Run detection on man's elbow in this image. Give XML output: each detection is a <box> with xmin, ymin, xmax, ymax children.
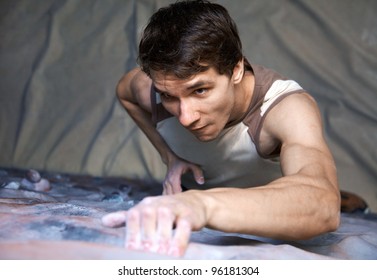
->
<box><xmin>324</xmin><ymin>207</ymin><xmax>341</xmax><ymax>233</ymax></box>
<box><xmin>298</xmin><ymin>191</ymin><xmax>341</xmax><ymax>240</ymax></box>
<box><xmin>326</xmin><ymin>197</ymin><xmax>341</xmax><ymax>233</ymax></box>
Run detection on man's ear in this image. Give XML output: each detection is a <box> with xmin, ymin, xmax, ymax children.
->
<box><xmin>232</xmin><ymin>59</ymin><xmax>244</xmax><ymax>84</ymax></box>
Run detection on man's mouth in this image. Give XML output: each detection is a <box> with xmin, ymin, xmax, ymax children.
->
<box><xmin>189</xmin><ymin>125</ymin><xmax>207</xmax><ymax>133</ymax></box>
<box><xmin>191</xmin><ymin>126</ymin><xmax>204</xmax><ymax>131</ymax></box>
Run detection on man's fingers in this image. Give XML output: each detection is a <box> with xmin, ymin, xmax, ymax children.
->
<box><xmin>140</xmin><ymin>206</ymin><xmax>158</xmax><ymax>251</ymax></box>
<box><xmin>157</xmin><ymin>207</ymin><xmax>174</xmax><ymax>254</ymax></box>
<box><xmin>163</xmin><ymin>180</ymin><xmax>174</xmax><ymax>195</ymax></box>
<box><xmin>101</xmin><ymin>211</ymin><xmax>127</xmax><ymax>227</ymax></box>
<box><xmin>169</xmin><ymin>218</ymin><xmax>191</xmax><ymax>257</ymax></box>
<box><xmin>163</xmin><ymin>173</ymin><xmax>182</xmax><ymax>195</ymax></box>
<box><xmin>104</xmin><ymin>196</ymin><xmax>194</xmax><ymax>257</ymax></box>
<box><xmin>171</xmin><ymin>183</ymin><xmax>182</xmax><ymax>194</ymax></box>
<box><xmin>190</xmin><ymin>165</ymin><xmax>204</xmax><ymax>185</ymax></box>
<box><xmin>125</xmin><ymin>209</ymin><xmax>141</xmax><ymax>250</ymax></box>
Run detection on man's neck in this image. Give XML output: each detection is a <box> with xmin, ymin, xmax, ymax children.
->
<box><xmin>227</xmin><ymin>72</ymin><xmax>255</xmax><ymax>126</ymax></box>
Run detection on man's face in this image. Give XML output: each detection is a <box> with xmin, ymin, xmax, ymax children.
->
<box><xmin>151</xmin><ymin>67</ymin><xmax>238</xmax><ymax>142</ymax></box>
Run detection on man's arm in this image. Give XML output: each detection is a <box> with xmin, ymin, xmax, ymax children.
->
<box><xmin>116</xmin><ymin>68</ymin><xmax>204</xmax><ymax>194</ymax></box>
<box><xmin>202</xmin><ymin>93</ymin><xmax>340</xmax><ymax>239</ymax></box>
<box><xmin>116</xmin><ymin>68</ymin><xmax>173</xmax><ymax>165</ymax></box>
<box><xmin>103</xmin><ymin>92</ymin><xmax>340</xmax><ymax>255</ymax></box>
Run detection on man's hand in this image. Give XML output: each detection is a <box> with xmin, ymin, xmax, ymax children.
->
<box><xmin>163</xmin><ymin>155</ymin><xmax>205</xmax><ymax>195</ymax></box>
<box><xmin>101</xmin><ymin>191</ymin><xmax>208</xmax><ymax>257</ymax></box>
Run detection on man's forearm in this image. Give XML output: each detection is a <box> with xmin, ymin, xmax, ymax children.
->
<box><xmin>119</xmin><ymin>98</ymin><xmax>175</xmax><ymax>165</ymax></box>
<box><xmin>199</xmin><ymin>175</ymin><xmax>340</xmax><ymax>240</ymax></box>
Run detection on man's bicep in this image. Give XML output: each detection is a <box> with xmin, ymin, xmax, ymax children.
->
<box><xmin>266</xmin><ymin>93</ymin><xmax>337</xmax><ymax>184</ymax></box>
<box><xmin>279</xmin><ymin>142</ymin><xmax>336</xmax><ymax>181</ymax></box>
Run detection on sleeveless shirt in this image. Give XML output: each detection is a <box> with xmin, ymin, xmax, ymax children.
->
<box><xmin>151</xmin><ymin>64</ymin><xmax>306</xmax><ymax>189</ymax></box>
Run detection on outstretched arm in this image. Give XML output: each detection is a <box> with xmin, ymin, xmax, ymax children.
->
<box><xmin>104</xmin><ymin>91</ymin><xmax>340</xmax><ymax>256</ymax></box>
<box><xmin>202</xmin><ymin>93</ymin><xmax>340</xmax><ymax>239</ymax></box>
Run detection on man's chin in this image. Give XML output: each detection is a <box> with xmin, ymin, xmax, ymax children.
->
<box><xmin>187</xmin><ymin>124</ymin><xmax>221</xmax><ymax>142</ymax></box>
<box><xmin>193</xmin><ymin>131</ymin><xmax>218</xmax><ymax>142</ymax></box>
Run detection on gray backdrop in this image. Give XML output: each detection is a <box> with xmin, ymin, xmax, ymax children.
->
<box><xmin>1</xmin><ymin>0</ymin><xmax>376</xmax><ymax>211</ymax></box>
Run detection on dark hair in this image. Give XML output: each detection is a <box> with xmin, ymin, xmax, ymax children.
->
<box><xmin>138</xmin><ymin>0</ymin><xmax>244</xmax><ymax>79</ymax></box>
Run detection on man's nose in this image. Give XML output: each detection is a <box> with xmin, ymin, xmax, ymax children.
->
<box><xmin>178</xmin><ymin>99</ymin><xmax>199</xmax><ymax>127</ymax></box>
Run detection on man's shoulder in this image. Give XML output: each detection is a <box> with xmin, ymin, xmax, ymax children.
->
<box><xmin>131</xmin><ymin>69</ymin><xmax>152</xmax><ymax>95</ymax></box>
<box><xmin>128</xmin><ymin>69</ymin><xmax>153</xmax><ymax>111</ymax></box>
<box><xmin>251</xmin><ymin>64</ymin><xmax>290</xmax><ymax>87</ymax></box>
<box><xmin>242</xmin><ymin>64</ymin><xmax>308</xmax><ymax>157</ymax></box>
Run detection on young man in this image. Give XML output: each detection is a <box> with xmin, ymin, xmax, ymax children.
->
<box><xmin>102</xmin><ymin>0</ymin><xmax>340</xmax><ymax>257</ymax></box>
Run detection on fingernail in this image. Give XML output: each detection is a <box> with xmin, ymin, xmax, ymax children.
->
<box><xmin>197</xmin><ymin>177</ymin><xmax>204</xmax><ymax>185</ymax></box>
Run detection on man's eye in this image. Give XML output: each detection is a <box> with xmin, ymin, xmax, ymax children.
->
<box><xmin>160</xmin><ymin>92</ymin><xmax>172</xmax><ymax>100</ymax></box>
<box><xmin>195</xmin><ymin>88</ymin><xmax>207</xmax><ymax>95</ymax></box>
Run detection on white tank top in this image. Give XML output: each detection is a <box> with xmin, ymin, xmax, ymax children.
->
<box><xmin>151</xmin><ymin>64</ymin><xmax>305</xmax><ymax>189</ymax></box>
